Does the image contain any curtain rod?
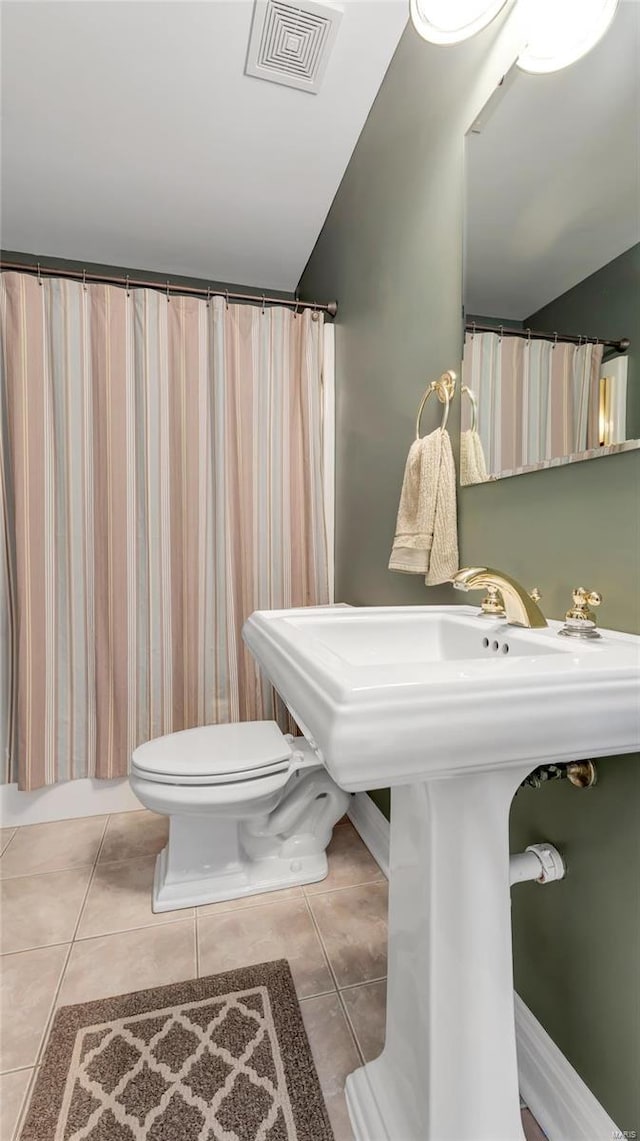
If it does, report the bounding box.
[0,261,338,318]
[465,321,629,354]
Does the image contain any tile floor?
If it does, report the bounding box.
[0,811,546,1141]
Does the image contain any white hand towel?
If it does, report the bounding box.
[460,429,478,486]
[472,429,489,482]
[388,427,459,585]
[460,428,489,485]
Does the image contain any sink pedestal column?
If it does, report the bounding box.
[346,767,531,1141]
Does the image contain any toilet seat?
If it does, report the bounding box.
[131,720,293,787]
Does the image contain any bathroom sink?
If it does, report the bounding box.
[243,604,639,790]
[244,603,639,1141]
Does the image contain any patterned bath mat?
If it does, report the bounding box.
[20,960,334,1141]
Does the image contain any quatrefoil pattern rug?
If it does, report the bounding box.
[20,961,334,1141]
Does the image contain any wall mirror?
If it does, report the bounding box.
[461,1,639,485]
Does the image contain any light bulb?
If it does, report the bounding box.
[410,0,510,45]
[517,0,619,74]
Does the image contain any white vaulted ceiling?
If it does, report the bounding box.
[0,0,408,290]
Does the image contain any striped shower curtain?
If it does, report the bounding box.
[461,331,604,477]
[0,273,330,790]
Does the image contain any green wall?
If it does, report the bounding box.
[527,242,640,440]
[299,15,640,1131]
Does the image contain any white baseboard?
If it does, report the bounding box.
[347,791,621,1141]
[0,777,142,828]
[515,995,621,1141]
[347,790,390,877]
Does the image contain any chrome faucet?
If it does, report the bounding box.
[451,567,548,629]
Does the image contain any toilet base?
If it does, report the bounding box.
[152,842,328,911]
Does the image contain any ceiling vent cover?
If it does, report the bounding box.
[246,0,343,94]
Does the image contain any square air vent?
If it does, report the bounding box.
[245,0,343,94]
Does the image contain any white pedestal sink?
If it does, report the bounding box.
[243,605,639,1141]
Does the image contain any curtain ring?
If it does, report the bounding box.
[206,286,211,309]
[498,324,503,343]
[37,262,42,287]
[82,269,87,292]
[225,289,229,311]
[471,321,476,340]
[125,275,130,298]
[166,280,171,303]
[311,301,319,323]
[261,293,266,315]
[294,295,300,319]
[526,327,531,347]
[553,331,558,350]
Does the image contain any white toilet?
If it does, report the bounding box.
[130,720,350,913]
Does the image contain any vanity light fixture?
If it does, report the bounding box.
[410,0,620,75]
[409,0,510,45]
[516,0,619,73]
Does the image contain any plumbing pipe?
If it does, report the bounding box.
[509,843,565,885]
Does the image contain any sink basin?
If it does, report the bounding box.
[282,609,565,661]
[243,604,640,1141]
[244,604,639,789]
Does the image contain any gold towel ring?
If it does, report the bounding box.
[462,384,478,433]
[415,370,457,439]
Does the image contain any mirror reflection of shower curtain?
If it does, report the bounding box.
[461,332,604,476]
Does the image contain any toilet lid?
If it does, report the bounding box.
[131,721,293,786]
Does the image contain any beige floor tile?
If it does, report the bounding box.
[77,855,194,938]
[198,884,304,918]
[98,810,168,864]
[198,899,333,999]
[0,943,68,1071]
[0,828,15,856]
[1,867,92,954]
[305,822,384,896]
[522,1107,549,1141]
[0,816,106,879]
[341,980,386,1063]
[58,920,196,1007]
[0,1068,32,1140]
[300,993,359,1141]
[309,882,388,988]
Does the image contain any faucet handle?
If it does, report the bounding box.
[479,585,506,618]
[571,587,601,611]
[559,587,602,640]
[529,587,541,603]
